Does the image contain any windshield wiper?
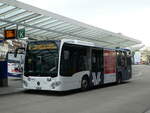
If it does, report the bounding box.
[49,66,56,72]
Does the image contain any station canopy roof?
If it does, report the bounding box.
[0,0,141,48]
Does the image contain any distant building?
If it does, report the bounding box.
[140,47,150,64]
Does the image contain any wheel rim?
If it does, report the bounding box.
[82,79,88,89]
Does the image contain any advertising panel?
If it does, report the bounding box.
[104,50,116,74]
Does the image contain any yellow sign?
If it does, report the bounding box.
[29,43,57,50]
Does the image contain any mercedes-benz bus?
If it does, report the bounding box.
[22,39,132,91]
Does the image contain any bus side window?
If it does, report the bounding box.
[60,50,70,76]
[64,50,69,60]
[92,53,96,64]
[121,52,125,66]
[78,55,86,71]
[127,52,131,66]
[60,45,88,76]
[117,52,122,66]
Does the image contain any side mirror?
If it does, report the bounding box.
[64,50,69,60]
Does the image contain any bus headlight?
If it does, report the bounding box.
[55,81,61,86]
[51,81,61,89]
[47,78,51,82]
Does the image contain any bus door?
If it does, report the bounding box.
[91,49,103,86]
[120,51,130,80]
[125,51,132,79]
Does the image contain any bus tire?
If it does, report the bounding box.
[81,76,90,91]
[116,72,122,84]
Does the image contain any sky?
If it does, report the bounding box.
[18,0,150,46]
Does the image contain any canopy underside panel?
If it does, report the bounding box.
[0,0,141,48]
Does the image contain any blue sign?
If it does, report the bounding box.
[0,61,8,79]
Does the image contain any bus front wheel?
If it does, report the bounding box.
[81,76,89,91]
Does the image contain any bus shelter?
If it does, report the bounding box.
[0,0,141,48]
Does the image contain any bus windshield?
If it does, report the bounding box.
[24,41,60,77]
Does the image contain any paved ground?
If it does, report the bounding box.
[0,77,23,96]
[0,65,150,113]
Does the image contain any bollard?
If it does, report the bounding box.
[0,61,8,87]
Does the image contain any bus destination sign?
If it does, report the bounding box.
[29,43,57,50]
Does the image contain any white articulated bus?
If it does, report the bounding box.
[22,39,132,91]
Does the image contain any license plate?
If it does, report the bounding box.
[36,87,42,90]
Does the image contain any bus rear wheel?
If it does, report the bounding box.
[116,73,122,84]
[81,76,89,91]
